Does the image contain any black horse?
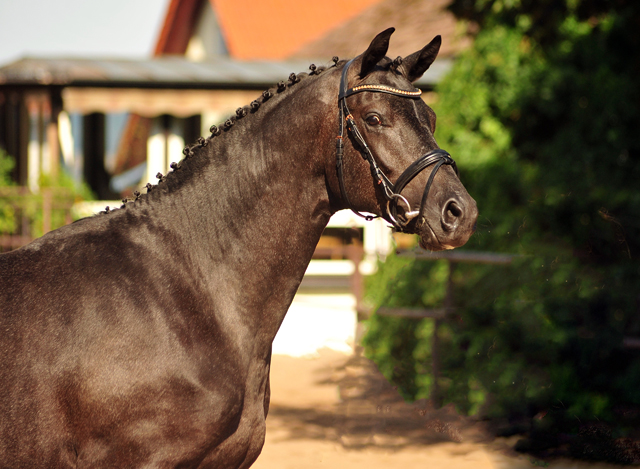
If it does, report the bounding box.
[0,29,477,468]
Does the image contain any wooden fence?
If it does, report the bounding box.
[387,249,518,407]
[376,248,640,406]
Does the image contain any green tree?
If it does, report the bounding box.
[363,2,640,453]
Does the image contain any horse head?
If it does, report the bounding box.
[329,27,478,251]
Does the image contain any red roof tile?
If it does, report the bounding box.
[212,0,384,60]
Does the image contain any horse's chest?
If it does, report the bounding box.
[71,355,271,468]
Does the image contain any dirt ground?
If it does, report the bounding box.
[252,349,627,469]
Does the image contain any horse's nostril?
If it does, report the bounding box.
[446,201,462,218]
[442,199,463,231]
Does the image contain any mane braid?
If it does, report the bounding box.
[114,57,338,213]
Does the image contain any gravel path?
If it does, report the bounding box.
[252,350,624,469]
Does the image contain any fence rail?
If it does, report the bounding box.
[376,306,447,319]
[397,248,518,264]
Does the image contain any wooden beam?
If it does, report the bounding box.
[397,248,517,265]
[154,0,203,56]
[376,307,446,319]
[623,337,640,349]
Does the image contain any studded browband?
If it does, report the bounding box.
[340,83,423,99]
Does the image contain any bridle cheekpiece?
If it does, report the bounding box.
[335,58,459,232]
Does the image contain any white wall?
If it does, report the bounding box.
[272,215,392,357]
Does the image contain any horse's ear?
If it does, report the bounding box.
[402,35,441,82]
[359,27,395,78]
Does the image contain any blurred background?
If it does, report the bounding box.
[1,0,639,466]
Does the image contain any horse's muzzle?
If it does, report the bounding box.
[416,192,478,251]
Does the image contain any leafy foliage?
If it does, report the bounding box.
[363,1,640,444]
[0,151,94,241]
[0,149,16,232]
[0,149,15,187]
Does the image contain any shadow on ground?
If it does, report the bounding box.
[266,353,487,450]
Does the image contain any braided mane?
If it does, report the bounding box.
[103,58,347,215]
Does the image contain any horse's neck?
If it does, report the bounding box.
[137,78,336,345]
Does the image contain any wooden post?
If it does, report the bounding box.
[431,260,456,408]
[431,315,441,407]
[348,244,364,313]
[42,189,52,234]
[48,88,64,181]
[46,118,59,180]
[25,94,42,193]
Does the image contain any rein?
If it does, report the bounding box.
[335,59,459,232]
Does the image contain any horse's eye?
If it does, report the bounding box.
[365,115,382,126]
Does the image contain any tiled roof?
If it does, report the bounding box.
[290,0,470,60]
[211,0,383,60]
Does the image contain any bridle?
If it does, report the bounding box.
[335,58,459,232]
